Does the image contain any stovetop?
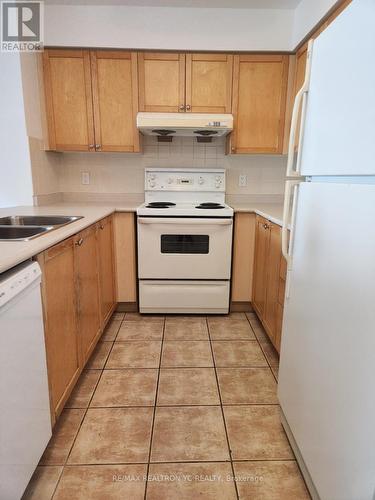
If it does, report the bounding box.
[137,201,234,218]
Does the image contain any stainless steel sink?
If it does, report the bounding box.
[0,215,83,226]
[0,226,54,241]
[0,215,83,241]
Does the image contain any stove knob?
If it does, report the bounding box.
[150,181,156,188]
[198,177,204,185]
[149,174,156,181]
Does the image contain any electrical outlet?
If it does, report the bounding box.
[81,171,90,185]
[239,174,247,187]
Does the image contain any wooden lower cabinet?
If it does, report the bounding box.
[252,215,287,352]
[231,213,256,305]
[38,216,117,424]
[74,225,101,365]
[252,216,271,318]
[97,215,116,324]
[38,238,80,424]
[113,212,137,303]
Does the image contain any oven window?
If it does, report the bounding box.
[161,234,209,254]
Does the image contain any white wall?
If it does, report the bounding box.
[292,0,338,47]
[0,53,34,208]
[45,5,294,51]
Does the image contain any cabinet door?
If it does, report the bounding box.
[185,53,233,113]
[252,216,270,317]
[138,52,185,112]
[43,49,95,151]
[231,55,289,153]
[91,51,140,152]
[39,238,79,421]
[75,226,101,364]
[97,216,116,325]
[113,212,137,303]
[231,212,256,303]
[263,224,282,345]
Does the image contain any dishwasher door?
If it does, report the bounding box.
[0,262,51,500]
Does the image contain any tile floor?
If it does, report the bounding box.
[23,312,310,500]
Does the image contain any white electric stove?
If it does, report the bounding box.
[137,168,233,314]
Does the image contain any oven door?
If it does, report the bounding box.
[137,217,233,279]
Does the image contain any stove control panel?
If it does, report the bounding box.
[145,169,226,192]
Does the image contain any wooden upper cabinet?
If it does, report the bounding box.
[97,216,116,325]
[231,54,289,154]
[185,53,233,113]
[138,52,185,112]
[90,51,139,152]
[74,225,101,365]
[43,49,94,151]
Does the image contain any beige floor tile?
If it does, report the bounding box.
[124,312,164,322]
[164,320,209,340]
[86,342,112,369]
[117,321,164,341]
[260,342,280,368]
[165,315,206,323]
[106,341,162,369]
[39,409,85,465]
[112,312,125,321]
[217,368,278,405]
[208,312,247,323]
[53,464,147,500]
[157,368,219,405]
[151,406,229,462]
[68,408,153,464]
[22,466,63,500]
[212,341,267,367]
[101,320,121,342]
[91,369,158,407]
[224,406,294,460]
[161,341,213,367]
[233,461,310,500]
[146,462,237,500]
[208,320,256,340]
[65,370,101,409]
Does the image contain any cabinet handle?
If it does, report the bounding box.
[99,224,104,230]
[263,223,270,230]
[95,144,101,150]
[185,104,191,111]
[89,144,95,150]
[179,104,185,111]
[75,238,84,246]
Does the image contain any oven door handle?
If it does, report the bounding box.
[138,218,233,225]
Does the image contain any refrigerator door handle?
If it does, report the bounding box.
[286,40,313,177]
[282,180,301,298]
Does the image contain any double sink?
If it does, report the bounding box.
[0,215,83,241]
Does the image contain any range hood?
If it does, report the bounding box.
[137,112,233,142]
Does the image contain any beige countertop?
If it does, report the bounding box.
[0,200,285,274]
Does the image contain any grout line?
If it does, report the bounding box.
[143,316,165,500]
[50,314,125,499]
[206,317,240,500]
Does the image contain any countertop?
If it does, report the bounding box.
[0,200,285,274]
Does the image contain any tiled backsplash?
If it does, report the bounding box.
[30,136,287,204]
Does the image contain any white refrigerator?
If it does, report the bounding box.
[277,1,375,500]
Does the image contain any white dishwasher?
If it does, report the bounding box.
[0,261,51,500]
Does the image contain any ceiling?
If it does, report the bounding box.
[44,0,303,9]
